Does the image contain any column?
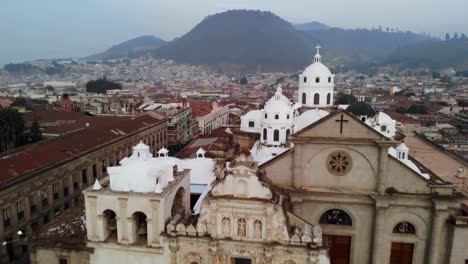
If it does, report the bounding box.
[150,200,160,247]
[0,206,7,263]
[46,185,54,221]
[371,199,388,264]
[117,198,128,244]
[428,203,448,264]
[169,240,179,264]
[86,197,98,241]
[376,141,393,194]
[23,197,32,235]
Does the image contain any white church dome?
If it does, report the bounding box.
[264,86,293,113]
[302,62,332,77]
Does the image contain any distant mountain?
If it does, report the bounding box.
[294,21,330,32]
[299,27,432,67]
[383,38,468,69]
[155,10,317,72]
[89,35,167,60]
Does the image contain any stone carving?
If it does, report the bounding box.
[238,218,247,237]
[222,217,231,235]
[254,220,262,238]
[312,225,323,244]
[326,151,352,176]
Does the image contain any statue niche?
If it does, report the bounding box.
[238,218,247,237]
[222,217,231,235]
[254,220,262,239]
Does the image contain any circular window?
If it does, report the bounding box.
[326,151,352,176]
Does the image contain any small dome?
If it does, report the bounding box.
[346,102,377,117]
[302,62,332,77]
[264,86,293,113]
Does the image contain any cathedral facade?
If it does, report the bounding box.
[239,47,468,264]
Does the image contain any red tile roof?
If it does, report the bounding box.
[0,114,165,185]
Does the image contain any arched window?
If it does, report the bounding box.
[326,93,331,104]
[132,211,148,244]
[303,77,307,83]
[361,117,366,122]
[328,77,332,83]
[316,77,320,83]
[319,209,352,225]
[275,114,279,120]
[263,128,267,141]
[287,114,290,119]
[264,113,268,119]
[273,129,280,141]
[172,187,186,217]
[393,222,416,234]
[314,93,320,105]
[286,129,290,139]
[248,121,255,127]
[103,209,117,242]
[302,93,307,104]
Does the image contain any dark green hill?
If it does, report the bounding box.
[383,38,468,69]
[300,27,432,65]
[89,35,167,60]
[155,10,317,72]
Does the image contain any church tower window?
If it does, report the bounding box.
[326,93,331,105]
[315,77,320,83]
[248,121,255,127]
[314,93,320,105]
[273,129,279,141]
[265,114,268,119]
[393,222,416,234]
[286,129,290,139]
[302,93,307,104]
[287,114,290,119]
[328,77,332,83]
[263,128,267,141]
[319,209,352,225]
[304,77,307,83]
[275,114,279,120]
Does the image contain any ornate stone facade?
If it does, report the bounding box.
[166,153,329,264]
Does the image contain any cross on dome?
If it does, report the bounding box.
[276,85,283,94]
[314,45,322,63]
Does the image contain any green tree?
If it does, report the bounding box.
[28,121,42,143]
[335,93,357,105]
[239,76,248,85]
[445,33,450,41]
[45,85,55,92]
[453,32,459,40]
[0,107,25,151]
[86,77,122,94]
[458,100,468,111]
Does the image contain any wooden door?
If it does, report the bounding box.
[390,242,414,264]
[325,235,351,264]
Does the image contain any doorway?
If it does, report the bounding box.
[325,235,351,264]
[390,242,414,264]
[231,257,252,264]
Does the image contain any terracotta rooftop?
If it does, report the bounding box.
[0,114,165,186]
[36,206,86,243]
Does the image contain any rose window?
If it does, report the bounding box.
[326,151,352,176]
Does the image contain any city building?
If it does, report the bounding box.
[0,113,167,263]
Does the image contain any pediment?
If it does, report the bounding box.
[293,110,387,141]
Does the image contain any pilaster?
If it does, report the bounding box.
[428,201,448,264]
[371,197,389,264]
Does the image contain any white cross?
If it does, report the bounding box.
[315,45,321,54]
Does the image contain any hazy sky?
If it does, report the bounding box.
[1,0,467,66]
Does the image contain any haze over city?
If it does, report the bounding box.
[1,0,468,65]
